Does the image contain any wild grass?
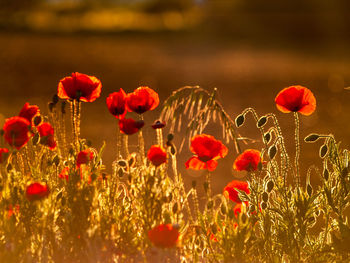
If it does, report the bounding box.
[0,79,349,263]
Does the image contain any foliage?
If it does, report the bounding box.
[0,78,350,263]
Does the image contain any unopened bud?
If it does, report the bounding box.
[235,114,245,127]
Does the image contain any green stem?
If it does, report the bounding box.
[294,112,300,187]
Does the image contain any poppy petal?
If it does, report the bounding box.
[185,156,207,170]
[275,86,316,116]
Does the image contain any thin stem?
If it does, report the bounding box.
[138,115,145,164]
[294,112,300,187]
[70,101,76,149]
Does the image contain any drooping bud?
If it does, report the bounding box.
[319,144,328,159]
[235,114,245,127]
[304,133,320,143]
[268,145,277,160]
[257,116,267,128]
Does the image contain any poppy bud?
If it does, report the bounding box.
[264,132,271,144]
[118,168,124,178]
[33,115,42,126]
[235,114,245,127]
[220,203,227,215]
[319,144,328,158]
[170,144,177,156]
[128,154,136,168]
[117,159,127,167]
[262,192,269,202]
[268,145,277,160]
[261,201,267,210]
[266,180,274,193]
[304,133,320,143]
[257,116,267,128]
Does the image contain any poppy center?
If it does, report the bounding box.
[198,156,212,162]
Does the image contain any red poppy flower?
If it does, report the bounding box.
[151,120,166,129]
[148,224,179,248]
[77,149,94,167]
[224,180,250,204]
[185,134,228,172]
[37,122,56,150]
[26,182,50,201]
[3,117,31,150]
[106,89,127,119]
[0,148,9,163]
[147,145,167,166]
[18,102,40,124]
[233,149,261,172]
[126,86,159,114]
[58,72,102,102]
[275,85,316,116]
[59,167,69,181]
[119,118,144,135]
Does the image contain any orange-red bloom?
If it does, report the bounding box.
[77,149,94,167]
[3,117,31,150]
[0,148,9,163]
[148,224,179,248]
[26,183,50,201]
[275,85,316,116]
[18,102,40,124]
[119,118,144,135]
[37,122,56,150]
[126,86,159,114]
[106,89,127,119]
[233,149,261,172]
[58,72,102,102]
[224,180,250,204]
[147,145,167,166]
[185,134,228,172]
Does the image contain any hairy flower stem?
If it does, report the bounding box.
[156,129,163,146]
[138,115,145,164]
[294,112,300,187]
[70,100,81,151]
[206,172,212,198]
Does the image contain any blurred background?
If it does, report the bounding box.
[1,0,350,193]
